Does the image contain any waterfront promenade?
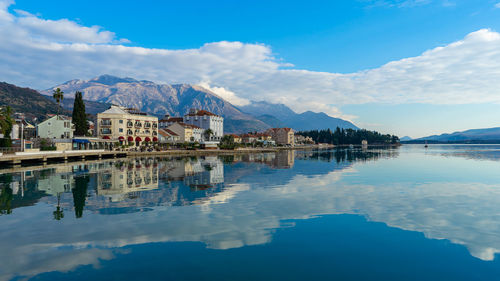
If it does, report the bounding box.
[0,144,335,167]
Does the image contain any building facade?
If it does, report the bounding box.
[36,115,74,139]
[165,122,204,142]
[158,128,181,143]
[97,106,158,146]
[183,109,223,141]
[266,128,295,146]
[158,115,184,129]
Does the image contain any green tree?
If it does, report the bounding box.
[52,88,64,115]
[219,135,235,149]
[0,186,13,215]
[0,106,14,147]
[72,175,89,218]
[72,91,88,136]
[204,129,214,141]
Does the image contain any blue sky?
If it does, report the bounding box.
[2,0,500,137]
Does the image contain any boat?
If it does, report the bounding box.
[424,141,428,148]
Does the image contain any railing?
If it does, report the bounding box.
[127,122,133,127]
[135,122,142,128]
[144,123,151,128]
[152,131,158,136]
[0,147,22,154]
[101,129,112,135]
[152,123,157,128]
[100,120,112,126]
[127,130,133,135]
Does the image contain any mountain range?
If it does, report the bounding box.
[405,127,500,143]
[41,75,358,133]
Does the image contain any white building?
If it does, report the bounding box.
[183,109,223,141]
[36,115,74,139]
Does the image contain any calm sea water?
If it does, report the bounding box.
[2,145,500,280]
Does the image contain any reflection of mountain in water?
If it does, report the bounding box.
[0,148,442,281]
[2,149,394,215]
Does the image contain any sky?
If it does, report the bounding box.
[1,0,500,138]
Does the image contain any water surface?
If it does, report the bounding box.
[2,145,500,280]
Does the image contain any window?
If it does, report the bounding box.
[119,128,123,133]
[119,120,124,124]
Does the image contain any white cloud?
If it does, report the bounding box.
[495,2,500,8]
[1,0,500,119]
[197,82,250,106]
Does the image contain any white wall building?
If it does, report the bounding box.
[183,109,224,141]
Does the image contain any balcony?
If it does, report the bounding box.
[153,131,158,136]
[101,129,112,135]
[145,130,151,135]
[144,122,151,128]
[127,130,133,135]
[135,122,142,128]
[127,121,133,127]
[100,120,112,126]
[152,123,157,128]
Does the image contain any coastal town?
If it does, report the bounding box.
[0,89,317,164]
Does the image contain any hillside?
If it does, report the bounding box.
[409,127,500,143]
[0,82,66,121]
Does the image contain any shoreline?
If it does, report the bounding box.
[0,143,402,169]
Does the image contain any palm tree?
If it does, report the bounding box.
[52,88,64,115]
[204,129,213,141]
[53,192,64,220]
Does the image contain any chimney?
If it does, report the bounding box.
[189,108,198,115]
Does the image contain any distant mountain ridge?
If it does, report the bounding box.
[409,127,500,143]
[42,75,358,133]
[239,101,358,131]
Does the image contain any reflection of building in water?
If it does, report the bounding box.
[96,159,159,202]
[184,156,224,189]
[273,150,295,169]
[237,151,295,169]
[37,166,75,196]
[159,156,224,189]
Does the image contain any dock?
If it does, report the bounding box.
[0,150,127,166]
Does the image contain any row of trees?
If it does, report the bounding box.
[298,127,399,145]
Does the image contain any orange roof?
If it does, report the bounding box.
[186,110,219,117]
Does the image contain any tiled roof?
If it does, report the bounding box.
[159,129,179,137]
[186,110,219,117]
[178,122,201,129]
[101,106,128,115]
[160,117,183,122]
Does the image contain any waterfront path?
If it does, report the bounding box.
[0,144,335,167]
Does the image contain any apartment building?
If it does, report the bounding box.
[266,128,295,146]
[96,106,158,146]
